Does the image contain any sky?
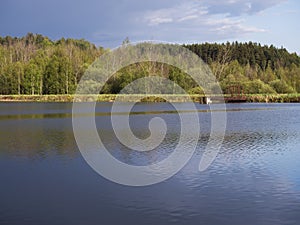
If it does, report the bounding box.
[0,0,299,54]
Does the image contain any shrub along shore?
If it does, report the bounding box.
[1,34,300,97]
[0,94,299,103]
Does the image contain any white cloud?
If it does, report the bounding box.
[90,0,288,47]
[200,0,287,16]
[178,14,199,22]
[147,17,173,26]
[205,18,266,34]
[144,2,208,26]
[142,0,269,42]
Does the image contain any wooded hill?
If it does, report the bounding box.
[0,33,299,95]
[0,33,103,95]
[184,42,300,94]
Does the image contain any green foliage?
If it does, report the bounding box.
[244,80,276,94]
[269,79,295,94]
[184,42,300,70]
[0,33,103,95]
[188,87,204,95]
[0,34,299,95]
[184,42,300,94]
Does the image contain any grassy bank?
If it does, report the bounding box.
[245,94,300,103]
[0,94,299,103]
[0,94,203,102]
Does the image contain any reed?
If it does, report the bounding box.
[0,94,299,103]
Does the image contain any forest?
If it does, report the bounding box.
[0,33,299,95]
[0,33,103,95]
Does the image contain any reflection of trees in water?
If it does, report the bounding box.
[0,120,78,158]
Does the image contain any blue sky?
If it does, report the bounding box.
[0,0,299,53]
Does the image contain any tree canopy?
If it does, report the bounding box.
[0,33,103,95]
[184,42,300,94]
[0,34,299,95]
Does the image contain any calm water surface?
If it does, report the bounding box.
[0,102,300,225]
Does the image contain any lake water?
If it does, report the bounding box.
[0,102,300,225]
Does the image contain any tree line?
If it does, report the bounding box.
[0,33,299,95]
[184,42,300,94]
[0,33,103,95]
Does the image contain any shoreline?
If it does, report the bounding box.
[0,94,299,103]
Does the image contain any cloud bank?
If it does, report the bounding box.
[0,0,288,47]
[137,0,284,43]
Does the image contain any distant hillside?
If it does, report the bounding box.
[184,42,299,70]
[0,33,103,95]
[0,33,299,95]
[184,42,300,94]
